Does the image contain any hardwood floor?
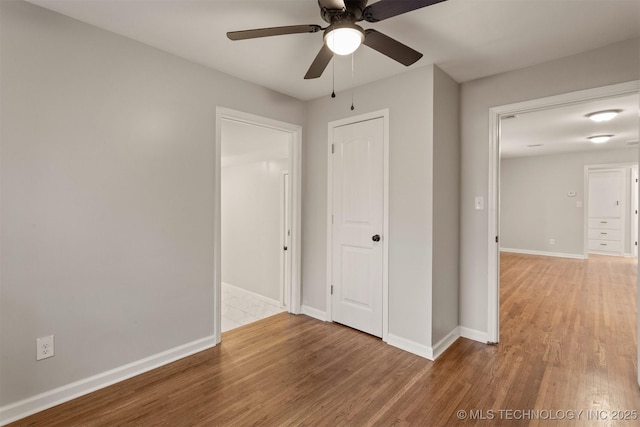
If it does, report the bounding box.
[9,254,639,426]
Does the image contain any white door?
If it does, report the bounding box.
[331,117,384,337]
[588,170,623,218]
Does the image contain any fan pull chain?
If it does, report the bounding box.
[350,53,355,111]
[331,56,336,98]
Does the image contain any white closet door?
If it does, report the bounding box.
[588,170,622,218]
[331,117,384,337]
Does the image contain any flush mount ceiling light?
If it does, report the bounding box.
[324,23,365,55]
[588,135,613,144]
[586,109,622,122]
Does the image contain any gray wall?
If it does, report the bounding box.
[431,66,460,344]
[0,0,304,406]
[222,157,288,301]
[460,38,640,334]
[501,148,638,256]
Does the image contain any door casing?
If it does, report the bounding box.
[281,170,291,308]
[632,166,639,258]
[326,109,390,341]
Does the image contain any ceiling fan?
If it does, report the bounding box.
[227,0,446,80]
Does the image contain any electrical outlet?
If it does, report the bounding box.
[36,335,54,361]
[549,239,555,245]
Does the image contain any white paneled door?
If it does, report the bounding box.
[331,117,384,337]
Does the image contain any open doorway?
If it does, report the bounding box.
[487,80,640,343]
[215,108,302,342]
[220,119,290,332]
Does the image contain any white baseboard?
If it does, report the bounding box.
[0,335,216,426]
[500,247,586,260]
[459,326,489,343]
[431,327,461,360]
[222,282,282,308]
[386,333,434,360]
[300,305,328,322]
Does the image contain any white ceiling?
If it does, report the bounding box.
[26,0,640,101]
[501,93,639,158]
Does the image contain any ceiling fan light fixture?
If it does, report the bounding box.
[586,109,622,122]
[588,135,613,144]
[324,23,364,55]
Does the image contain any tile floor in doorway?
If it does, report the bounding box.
[221,283,286,333]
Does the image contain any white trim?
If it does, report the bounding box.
[500,247,586,260]
[222,282,283,309]
[0,336,216,426]
[487,104,500,344]
[387,328,470,361]
[215,108,303,343]
[301,305,328,322]
[386,333,433,360]
[459,326,489,344]
[431,328,460,360]
[326,109,390,341]
[631,165,638,258]
[487,80,640,345]
[280,170,291,308]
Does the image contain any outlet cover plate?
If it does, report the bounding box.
[36,335,54,360]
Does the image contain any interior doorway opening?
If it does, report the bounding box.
[488,80,640,344]
[215,108,302,342]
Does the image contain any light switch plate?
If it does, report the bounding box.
[474,196,484,210]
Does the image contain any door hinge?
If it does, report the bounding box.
[495,236,499,243]
[332,214,334,225]
[331,285,334,295]
[331,144,334,154]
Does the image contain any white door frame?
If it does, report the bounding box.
[326,109,389,341]
[632,166,639,258]
[215,107,302,343]
[487,80,640,344]
[280,170,291,308]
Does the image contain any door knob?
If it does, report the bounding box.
[372,234,381,242]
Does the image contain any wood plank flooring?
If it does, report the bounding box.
[9,253,639,426]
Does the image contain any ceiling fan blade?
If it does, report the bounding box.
[227,25,322,41]
[304,44,334,79]
[318,0,346,10]
[363,29,423,66]
[363,0,446,22]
